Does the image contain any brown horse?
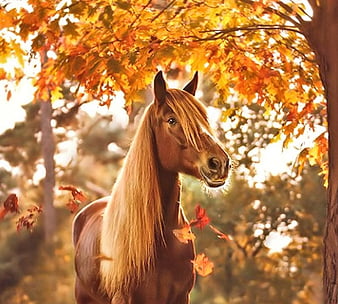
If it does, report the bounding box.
[73,71,231,304]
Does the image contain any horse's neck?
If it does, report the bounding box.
[158,170,185,229]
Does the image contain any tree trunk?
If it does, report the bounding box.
[304,1,338,302]
[40,100,56,243]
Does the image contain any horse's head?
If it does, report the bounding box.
[152,71,231,188]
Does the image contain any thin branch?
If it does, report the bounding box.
[151,0,176,22]
[129,0,153,28]
[232,239,249,258]
[279,40,316,63]
[239,0,301,27]
[191,24,304,42]
[276,1,305,25]
[290,0,313,20]
[251,240,264,257]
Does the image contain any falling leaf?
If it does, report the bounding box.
[16,205,43,232]
[0,194,19,220]
[173,225,196,244]
[192,253,214,277]
[59,185,87,202]
[190,205,210,229]
[66,199,80,214]
[209,224,232,241]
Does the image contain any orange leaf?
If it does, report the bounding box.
[173,225,196,244]
[192,253,214,277]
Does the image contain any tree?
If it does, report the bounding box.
[0,0,335,301]
[40,100,56,242]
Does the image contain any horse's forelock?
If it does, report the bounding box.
[165,89,213,150]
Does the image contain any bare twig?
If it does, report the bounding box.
[151,0,176,22]
[190,24,304,42]
[129,0,153,28]
[276,1,305,25]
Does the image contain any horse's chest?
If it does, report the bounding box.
[131,232,195,303]
[158,232,195,279]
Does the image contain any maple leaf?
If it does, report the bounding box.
[173,225,196,244]
[192,253,214,277]
[66,199,80,214]
[209,224,232,241]
[190,204,210,229]
[59,185,87,213]
[0,194,19,220]
[16,205,43,232]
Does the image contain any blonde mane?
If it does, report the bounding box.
[100,89,212,298]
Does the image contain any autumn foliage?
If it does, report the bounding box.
[0,0,333,301]
[0,0,326,182]
[0,194,43,231]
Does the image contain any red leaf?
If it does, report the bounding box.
[0,208,8,220]
[4,193,19,213]
[59,185,87,202]
[209,224,232,241]
[190,204,210,229]
[192,253,214,277]
[59,185,87,213]
[16,205,43,232]
[0,194,19,220]
[66,199,80,214]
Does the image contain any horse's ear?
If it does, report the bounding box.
[183,72,198,96]
[154,71,167,105]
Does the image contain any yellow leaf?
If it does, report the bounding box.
[284,90,299,104]
[221,108,236,121]
[192,253,214,277]
[51,87,63,103]
[173,225,196,244]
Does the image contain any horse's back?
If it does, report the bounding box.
[72,197,109,246]
[73,198,110,303]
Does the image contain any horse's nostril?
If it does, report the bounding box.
[208,157,221,171]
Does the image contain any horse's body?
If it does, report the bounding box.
[73,72,230,304]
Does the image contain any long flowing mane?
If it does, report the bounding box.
[100,88,213,298]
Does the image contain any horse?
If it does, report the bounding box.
[72,71,231,304]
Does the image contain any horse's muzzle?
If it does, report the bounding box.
[200,156,231,188]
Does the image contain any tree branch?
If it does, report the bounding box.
[276,1,305,25]
[129,0,153,28]
[151,0,176,22]
[279,40,316,63]
[239,0,302,27]
[191,24,304,41]
[290,0,313,20]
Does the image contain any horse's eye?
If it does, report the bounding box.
[167,117,177,125]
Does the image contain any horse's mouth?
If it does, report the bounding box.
[200,168,227,188]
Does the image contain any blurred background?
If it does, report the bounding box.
[0,72,325,304]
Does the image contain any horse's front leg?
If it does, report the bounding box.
[171,292,190,304]
[75,278,106,304]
